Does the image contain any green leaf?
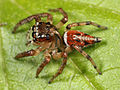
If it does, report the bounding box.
[0,0,120,89]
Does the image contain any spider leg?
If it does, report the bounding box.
[48,52,67,84]
[36,52,51,78]
[25,40,34,46]
[37,13,53,24]
[49,8,68,29]
[65,46,73,54]
[15,47,44,59]
[73,45,102,75]
[52,49,64,60]
[12,13,53,33]
[83,43,95,48]
[66,21,108,30]
[52,46,73,60]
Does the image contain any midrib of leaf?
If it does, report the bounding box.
[0,28,9,90]
[69,58,96,89]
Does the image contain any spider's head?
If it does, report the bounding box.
[32,22,58,42]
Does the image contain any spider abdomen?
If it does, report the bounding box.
[64,30,101,47]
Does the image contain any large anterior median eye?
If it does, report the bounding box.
[46,22,50,25]
[46,34,50,40]
[32,25,35,31]
[32,32,36,38]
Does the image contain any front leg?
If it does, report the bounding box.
[12,13,53,33]
[48,52,67,84]
[15,47,44,59]
[49,8,68,29]
[12,15,37,33]
[73,45,102,75]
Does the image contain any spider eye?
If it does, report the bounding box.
[32,32,36,38]
[38,34,42,38]
[46,22,50,25]
[32,26,35,31]
[46,26,50,31]
[39,22,43,24]
[39,34,46,38]
[46,34,50,40]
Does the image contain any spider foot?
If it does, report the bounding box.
[36,75,39,78]
[99,72,102,75]
[48,81,51,84]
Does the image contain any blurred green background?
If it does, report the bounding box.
[0,0,120,90]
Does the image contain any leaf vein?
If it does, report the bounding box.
[69,58,96,89]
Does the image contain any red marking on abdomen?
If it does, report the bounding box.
[66,30,95,47]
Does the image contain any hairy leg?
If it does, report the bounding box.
[15,47,44,59]
[49,8,68,29]
[52,46,73,60]
[36,53,51,78]
[73,45,102,75]
[52,49,64,60]
[12,13,53,33]
[66,21,107,30]
[48,52,67,83]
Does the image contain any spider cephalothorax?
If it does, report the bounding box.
[12,8,68,83]
[12,8,107,84]
[31,22,58,42]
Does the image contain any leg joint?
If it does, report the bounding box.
[61,17,68,24]
[86,21,91,25]
[28,49,36,55]
[94,66,97,69]
[66,25,71,29]
[86,55,91,60]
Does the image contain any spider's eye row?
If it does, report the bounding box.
[46,26,50,31]
[32,32,36,37]
[34,33,50,40]
[39,22,43,24]
[46,34,50,40]
[46,22,50,25]
[32,26,35,31]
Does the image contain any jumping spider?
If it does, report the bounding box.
[12,8,107,83]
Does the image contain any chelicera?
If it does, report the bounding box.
[12,8,107,84]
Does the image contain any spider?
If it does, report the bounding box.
[12,8,107,84]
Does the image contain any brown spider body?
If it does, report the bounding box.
[12,8,107,84]
[31,22,58,43]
